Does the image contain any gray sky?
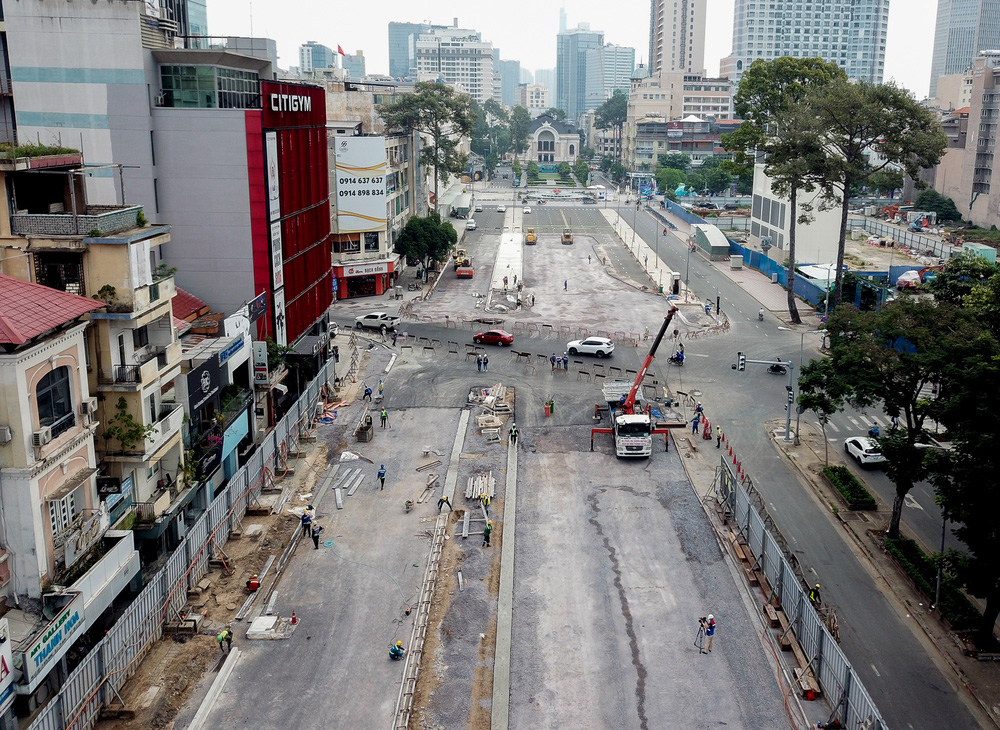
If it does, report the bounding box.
[209,0,937,98]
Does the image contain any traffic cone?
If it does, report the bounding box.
[291,611,298,625]
[732,452,737,464]
[728,444,733,457]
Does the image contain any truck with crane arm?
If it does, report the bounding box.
[592,306,679,458]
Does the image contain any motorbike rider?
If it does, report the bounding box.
[758,307,765,321]
[670,350,685,364]
[768,358,785,373]
[868,424,880,438]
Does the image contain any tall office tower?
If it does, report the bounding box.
[499,59,522,106]
[535,68,556,92]
[556,24,604,120]
[648,0,706,76]
[930,0,1000,98]
[299,41,335,73]
[521,68,534,84]
[414,26,496,104]
[585,44,636,111]
[342,50,367,80]
[387,21,451,78]
[559,7,567,33]
[161,0,208,46]
[722,0,889,85]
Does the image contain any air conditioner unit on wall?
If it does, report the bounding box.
[80,397,98,418]
[0,426,11,445]
[33,427,52,447]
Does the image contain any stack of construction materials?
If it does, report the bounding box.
[464,471,496,501]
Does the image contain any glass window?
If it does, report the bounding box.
[37,366,75,438]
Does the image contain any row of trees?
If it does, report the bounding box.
[722,58,948,324]
[655,155,751,200]
[799,253,1000,646]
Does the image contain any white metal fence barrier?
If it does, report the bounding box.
[717,458,888,730]
[27,360,334,730]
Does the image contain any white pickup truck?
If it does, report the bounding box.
[354,312,401,333]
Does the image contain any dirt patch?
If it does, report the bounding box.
[96,446,329,730]
[410,510,464,727]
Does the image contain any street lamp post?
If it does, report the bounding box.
[779,327,823,445]
[684,241,693,302]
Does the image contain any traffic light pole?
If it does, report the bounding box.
[734,353,795,442]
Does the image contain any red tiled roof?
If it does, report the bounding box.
[0,274,101,345]
[172,287,209,321]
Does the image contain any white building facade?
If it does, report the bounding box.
[414,27,496,104]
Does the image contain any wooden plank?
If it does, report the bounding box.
[346,473,365,496]
[745,567,759,587]
[764,603,780,628]
[462,511,470,539]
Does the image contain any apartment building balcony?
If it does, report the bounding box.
[11,204,144,237]
[101,403,184,464]
[99,340,182,390]
[87,273,175,319]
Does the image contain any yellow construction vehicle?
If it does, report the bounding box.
[561,229,574,244]
[524,228,536,245]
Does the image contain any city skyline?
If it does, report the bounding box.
[209,0,941,98]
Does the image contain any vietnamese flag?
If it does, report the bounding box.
[338,45,346,55]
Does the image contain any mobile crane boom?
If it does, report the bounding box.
[622,306,678,414]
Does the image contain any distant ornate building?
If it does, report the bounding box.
[529,115,580,166]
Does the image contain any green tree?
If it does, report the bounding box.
[723,57,847,325]
[809,79,948,307]
[867,169,905,199]
[378,82,474,214]
[102,397,157,452]
[699,156,723,169]
[509,106,532,157]
[704,167,732,194]
[557,161,572,179]
[599,157,613,174]
[526,161,540,181]
[485,152,499,180]
[595,91,628,163]
[928,251,1000,306]
[797,357,846,466]
[914,189,963,222]
[393,213,458,272]
[543,107,567,120]
[658,153,691,171]
[686,172,705,194]
[656,167,685,193]
[573,158,590,186]
[924,296,1000,646]
[609,162,627,186]
[512,158,522,176]
[816,299,966,539]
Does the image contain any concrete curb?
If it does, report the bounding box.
[490,439,517,730]
[187,648,241,730]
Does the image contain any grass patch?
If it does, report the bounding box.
[822,465,877,510]
[883,536,981,630]
[954,228,1000,245]
[0,143,80,159]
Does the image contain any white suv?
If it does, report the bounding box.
[844,437,886,467]
[566,337,615,358]
[466,219,477,230]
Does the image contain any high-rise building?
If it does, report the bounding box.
[342,50,367,80]
[556,24,604,120]
[517,83,550,116]
[521,68,534,84]
[161,0,208,46]
[388,21,450,79]
[721,0,889,85]
[299,41,335,73]
[929,0,1000,98]
[648,0,706,76]
[535,68,556,92]
[499,59,522,106]
[414,26,496,104]
[585,44,635,112]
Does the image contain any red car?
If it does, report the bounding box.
[473,330,514,346]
